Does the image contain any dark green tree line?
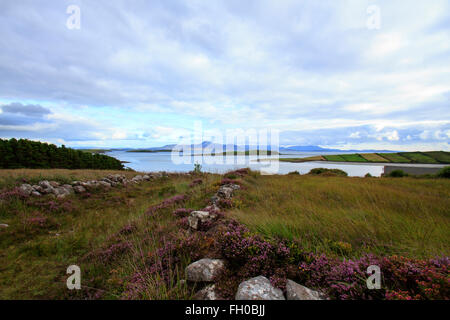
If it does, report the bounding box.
[0,138,124,170]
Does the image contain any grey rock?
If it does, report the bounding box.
[235,276,285,300]
[185,259,225,282]
[193,284,220,300]
[143,175,151,181]
[73,186,86,193]
[0,223,9,229]
[31,191,42,197]
[286,279,324,300]
[39,180,52,189]
[19,184,33,195]
[131,175,143,182]
[188,211,217,230]
[98,181,111,188]
[217,186,233,199]
[54,187,71,198]
[49,181,60,188]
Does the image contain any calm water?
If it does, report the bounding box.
[105,150,391,176]
[106,150,446,177]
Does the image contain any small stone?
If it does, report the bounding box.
[193,284,221,300]
[285,279,324,300]
[31,191,41,197]
[188,211,216,230]
[217,186,233,199]
[49,181,60,188]
[98,181,111,188]
[0,224,9,229]
[73,186,86,193]
[39,180,52,189]
[185,258,225,282]
[235,276,285,300]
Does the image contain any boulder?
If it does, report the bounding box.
[73,186,86,193]
[143,175,151,181]
[185,259,225,282]
[31,191,42,197]
[0,224,9,229]
[188,211,216,230]
[39,180,52,189]
[19,184,33,196]
[62,184,74,193]
[98,181,111,188]
[131,175,143,182]
[285,280,324,300]
[193,284,220,300]
[49,181,60,188]
[217,186,233,199]
[54,187,72,198]
[235,276,285,300]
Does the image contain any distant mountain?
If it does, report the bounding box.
[78,142,396,154]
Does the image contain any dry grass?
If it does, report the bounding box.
[360,153,390,162]
[230,174,450,259]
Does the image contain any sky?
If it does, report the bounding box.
[0,0,449,151]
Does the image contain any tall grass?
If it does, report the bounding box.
[229,174,450,259]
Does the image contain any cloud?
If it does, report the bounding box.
[1,102,51,117]
[0,1,449,149]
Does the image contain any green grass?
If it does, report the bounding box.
[339,154,368,162]
[422,151,450,164]
[377,153,412,163]
[399,152,439,164]
[230,174,450,259]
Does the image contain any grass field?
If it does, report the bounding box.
[423,151,450,164]
[375,153,412,163]
[399,152,439,164]
[230,174,450,259]
[280,151,450,165]
[360,153,390,162]
[339,154,368,162]
[323,154,346,162]
[0,169,449,299]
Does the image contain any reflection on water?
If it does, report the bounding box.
[106,151,386,177]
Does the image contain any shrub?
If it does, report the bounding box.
[308,168,348,177]
[436,166,450,178]
[189,179,203,187]
[387,170,407,177]
[365,173,372,178]
[288,171,300,175]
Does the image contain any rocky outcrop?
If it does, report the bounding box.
[17,172,168,198]
[286,279,324,300]
[235,276,285,300]
[185,258,225,282]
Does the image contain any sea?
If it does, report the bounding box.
[104,150,446,177]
